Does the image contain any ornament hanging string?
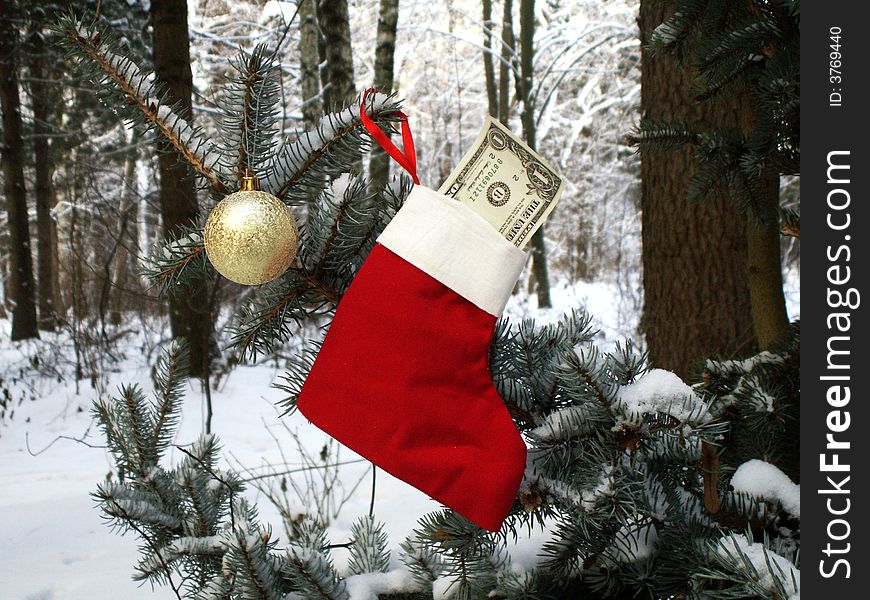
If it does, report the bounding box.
[360,88,419,185]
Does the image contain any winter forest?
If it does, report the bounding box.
[0,0,800,599]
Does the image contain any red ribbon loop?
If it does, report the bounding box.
[359,88,420,185]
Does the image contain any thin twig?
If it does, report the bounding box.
[104,497,184,600]
[175,444,237,528]
[25,430,105,456]
[369,466,377,517]
[240,459,368,482]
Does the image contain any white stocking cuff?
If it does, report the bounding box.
[377,186,528,316]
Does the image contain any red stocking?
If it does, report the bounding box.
[298,186,528,532]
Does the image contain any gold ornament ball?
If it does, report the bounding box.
[204,180,298,285]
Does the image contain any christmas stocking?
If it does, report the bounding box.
[297,183,528,531]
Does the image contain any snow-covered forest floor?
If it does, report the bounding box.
[0,272,799,600]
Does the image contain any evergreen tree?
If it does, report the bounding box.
[628,0,799,356]
[1,0,39,340]
[58,12,800,600]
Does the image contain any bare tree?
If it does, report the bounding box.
[298,0,322,127]
[482,0,498,118]
[317,0,355,110]
[0,1,39,340]
[26,19,61,330]
[497,0,516,125]
[368,0,400,189]
[110,130,141,326]
[151,0,212,377]
[518,0,551,308]
[741,100,789,350]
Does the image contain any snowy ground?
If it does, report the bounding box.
[0,331,444,599]
[0,274,799,599]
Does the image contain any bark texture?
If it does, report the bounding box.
[746,179,789,349]
[28,25,61,330]
[0,3,39,340]
[110,130,140,325]
[518,0,551,308]
[151,0,212,377]
[298,0,322,127]
[317,0,355,110]
[638,0,756,379]
[482,0,498,117]
[497,0,515,125]
[368,0,400,189]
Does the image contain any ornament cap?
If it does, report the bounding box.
[240,169,261,192]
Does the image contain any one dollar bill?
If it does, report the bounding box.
[438,116,563,249]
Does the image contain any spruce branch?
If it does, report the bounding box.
[780,207,799,238]
[696,18,780,72]
[57,16,229,194]
[625,119,698,153]
[281,521,349,599]
[558,349,615,412]
[152,340,191,455]
[230,273,335,362]
[698,532,799,599]
[102,495,185,600]
[217,44,282,184]
[692,55,755,102]
[289,267,340,305]
[347,515,391,575]
[142,228,210,295]
[645,0,712,63]
[400,538,445,588]
[263,92,405,205]
[226,526,286,600]
[301,174,383,277]
[176,444,241,531]
[275,342,321,415]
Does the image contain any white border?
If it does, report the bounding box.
[377,186,528,316]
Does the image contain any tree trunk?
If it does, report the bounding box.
[497,0,515,125]
[638,0,755,380]
[0,4,39,340]
[518,0,551,308]
[746,178,790,349]
[151,0,212,377]
[368,0,399,190]
[110,129,140,325]
[298,0,322,127]
[482,0,498,117]
[317,0,355,110]
[736,93,790,350]
[69,152,89,325]
[27,24,61,330]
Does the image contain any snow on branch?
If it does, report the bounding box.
[521,463,616,513]
[264,91,403,204]
[142,228,209,295]
[528,404,599,444]
[730,459,800,519]
[59,17,229,195]
[711,534,800,600]
[344,570,419,599]
[614,368,712,427]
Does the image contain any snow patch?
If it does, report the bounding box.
[528,404,596,442]
[432,575,459,600]
[714,534,800,599]
[731,459,800,519]
[615,368,711,425]
[610,518,658,563]
[344,570,418,600]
